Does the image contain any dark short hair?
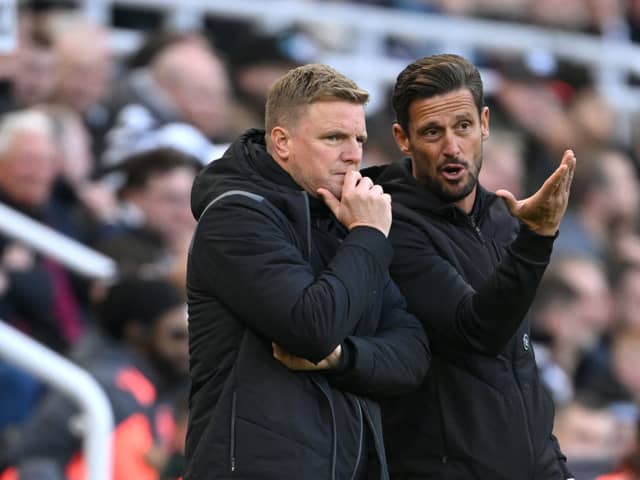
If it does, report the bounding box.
[118,147,200,195]
[392,54,484,133]
[96,276,184,340]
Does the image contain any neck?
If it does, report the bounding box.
[455,186,477,214]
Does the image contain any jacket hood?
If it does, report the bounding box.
[190,128,302,220]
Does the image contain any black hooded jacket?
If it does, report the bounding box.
[374,159,572,480]
[185,130,430,480]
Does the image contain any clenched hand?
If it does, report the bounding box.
[318,170,392,237]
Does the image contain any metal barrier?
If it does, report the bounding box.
[0,202,117,280]
[0,320,114,480]
[83,0,640,114]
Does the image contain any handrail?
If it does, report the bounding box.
[0,202,117,280]
[93,0,640,75]
[86,0,640,121]
[0,320,113,480]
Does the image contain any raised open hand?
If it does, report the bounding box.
[496,149,576,237]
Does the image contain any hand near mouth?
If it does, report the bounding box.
[495,149,576,237]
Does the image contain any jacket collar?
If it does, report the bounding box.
[378,157,496,222]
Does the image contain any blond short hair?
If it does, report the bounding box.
[264,63,368,133]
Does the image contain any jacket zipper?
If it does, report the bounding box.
[302,191,312,260]
[360,400,390,480]
[230,391,237,472]
[467,214,485,244]
[311,376,337,480]
[348,396,364,480]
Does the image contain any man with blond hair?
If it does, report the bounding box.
[185,63,430,479]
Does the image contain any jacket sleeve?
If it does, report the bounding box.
[189,195,394,363]
[328,276,430,395]
[389,218,554,355]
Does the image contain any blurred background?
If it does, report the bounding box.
[0,0,639,479]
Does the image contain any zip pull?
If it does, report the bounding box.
[468,215,485,243]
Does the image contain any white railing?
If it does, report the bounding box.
[0,202,117,280]
[0,320,114,480]
[83,0,640,111]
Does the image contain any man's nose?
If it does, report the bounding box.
[442,130,460,158]
[341,137,363,164]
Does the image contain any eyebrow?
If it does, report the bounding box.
[454,113,473,121]
[416,121,441,135]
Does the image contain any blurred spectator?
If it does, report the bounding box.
[0,109,90,351]
[101,32,232,168]
[362,85,401,167]
[527,0,591,30]
[597,417,640,480]
[565,88,617,157]
[603,330,640,405]
[488,60,573,190]
[224,27,300,137]
[473,0,529,20]
[0,362,42,447]
[478,129,525,198]
[97,147,199,291]
[158,397,188,480]
[530,255,612,404]
[553,397,619,479]
[530,272,579,405]
[11,24,55,110]
[575,267,640,413]
[41,104,118,233]
[0,276,189,480]
[612,263,640,332]
[581,328,640,415]
[629,0,640,43]
[0,108,87,442]
[45,11,113,148]
[585,0,629,39]
[554,148,640,261]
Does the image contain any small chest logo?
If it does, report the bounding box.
[523,333,530,352]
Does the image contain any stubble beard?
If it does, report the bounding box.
[423,154,483,204]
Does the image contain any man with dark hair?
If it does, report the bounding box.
[376,54,576,479]
[185,63,430,479]
[97,147,200,283]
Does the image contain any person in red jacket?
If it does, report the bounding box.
[597,417,640,480]
[0,276,189,480]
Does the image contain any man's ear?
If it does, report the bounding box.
[392,123,411,156]
[481,106,490,141]
[269,126,291,161]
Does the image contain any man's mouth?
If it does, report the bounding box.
[440,163,466,181]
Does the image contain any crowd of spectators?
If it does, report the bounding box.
[0,0,638,479]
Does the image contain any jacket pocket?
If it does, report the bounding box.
[230,390,237,473]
